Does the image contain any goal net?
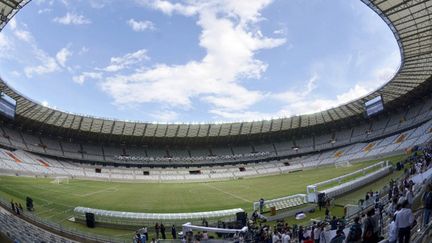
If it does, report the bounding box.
[51,176,70,184]
[335,161,352,168]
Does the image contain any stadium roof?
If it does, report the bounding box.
[0,0,431,143]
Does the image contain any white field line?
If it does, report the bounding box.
[74,186,119,197]
[202,183,252,203]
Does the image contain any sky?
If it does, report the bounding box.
[0,0,400,123]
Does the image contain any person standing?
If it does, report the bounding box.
[171,225,177,239]
[143,226,148,241]
[154,223,160,239]
[346,217,362,243]
[395,200,414,243]
[313,224,321,243]
[388,215,397,243]
[272,229,281,243]
[259,198,265,213]
[330,229,345,243]
[160,223,166,239]
[406,187,414,207]
[298,226,305,243]
[422,183,432,226]
[362,209,377,243]
[282,230,290,243]
[10,200,15,213]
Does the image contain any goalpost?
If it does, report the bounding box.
[51,176,70,184]
[335,160,352,168]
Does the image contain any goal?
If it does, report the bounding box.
[51,176,70,184]
[335,161,352,168]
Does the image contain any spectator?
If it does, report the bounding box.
[395,200,414,243]
[330,216,338,230]
[133,232,141,243]
[202,231,208,240]
[171,225,177,239]
[346,217,362,243]
[10,200,15,213]
[282,230,290,243]
[160,223,166,239]
[362,209,377,243]
[272,229,281,243]
[202,218,208,227]
[313,224,321,243]
[143,226,148,241]
[154,223,160,239]
[298,226,305,243]
[259,198,265,213]
[371,208,380,238]
[422,183,432,226]
[15,203,20,215]
[140,232,147,243]
[406,187,414,207]
[387,197,398,216]
[388,215,397,243]
[330,229,345,243]
[319,225,327,243]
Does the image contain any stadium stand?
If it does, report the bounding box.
[0,115,429,181]
[0,208,77,243]
[0,99,429,181]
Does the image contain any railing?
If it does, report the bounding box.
[0,197,127,243]
[320,165,392,198]
[413,220,432,243]
[74,206,243,226]
[311,161,387,188]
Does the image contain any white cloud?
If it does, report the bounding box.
[56,47,72,68]
[7,20,62,77]
[73,72,103,85]
[137,0,198,16]
[38,8,52,14]
[78,46,89,55]
[89,0,112,9]
[209,109,273,122]
[273,29,286,35]
[0,33,13,58]
[127,19,156,32]
[13,29,34,43]
[273,74,318,103]
[10,71,21,77]
[266,56,399,118]
[24,44,74,77]
[150,110,179,122]
[53,12,91,25]
[8,18,17,30]
[24,48,60,77]
[35,0,54,5]
[99,49,149,72]
[202,85,265,111]
[97,0,285,113]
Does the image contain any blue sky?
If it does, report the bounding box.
[0,0,400,123]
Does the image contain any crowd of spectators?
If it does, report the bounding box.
[131,143,432,243]
[9,200,23,215]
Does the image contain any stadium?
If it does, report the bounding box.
[0,0,432,242]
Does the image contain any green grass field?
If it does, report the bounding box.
[0,154,407,240]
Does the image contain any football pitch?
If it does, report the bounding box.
[0,154,406,239]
